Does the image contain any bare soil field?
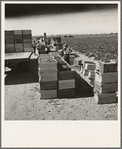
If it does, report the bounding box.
[5,56,118,120]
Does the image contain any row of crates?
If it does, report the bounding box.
[38,53,75,99]
[73,56,118,104]
[5,30,32,53]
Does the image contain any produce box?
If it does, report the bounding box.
[24,47,32,52]
[83,69,89,76]
[40,81,57,90]
[39,71,57,81]
[5,31,14,35]
[24,44,32,48]
[58,71,75,80]
[58,79,75,89]
[14,30,22,35]
[40,90,57,99]
[94,81,117,94]
[99,61,117,73]
[58,88,75,98]
[84,63,95,70]
[95,70,118,84]
[94,91,117,104]
[5,47,15,53]
[88,70,95,79]
[23,30,31,34]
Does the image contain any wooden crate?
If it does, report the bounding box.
[24,44,32,48]
[40,81,57,90]
[23,34,32,39]
[5,30,14,35]
[94,81,117,94]
[40,90,57,99]
[23,39,32,44]
[5,47,15,53]
[14,30,22,35]
[94,91,117,104]
[24,47,32,52]
[58,88,75,98]
[84,63,95,70]
[83,69,89,76]
[95,71,118,84]
[58,79,75,89]
[39,71,57,81]
[58,71,75,80]
[88,70,95,79]
[5,35,14,44]
[99,61,117,73]
[23,30,31,34]
[15,48,24,52]
[14,38,23,44]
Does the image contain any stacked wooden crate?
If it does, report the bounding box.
[51,53,75,98]
[5,31,15,53]
[74,57,82,66]
[69,53,75,65]
[5,30,32,53]
[94,61,118,104]
[38,54,58,99]
[23,30,32,52]
[14,30,23,52]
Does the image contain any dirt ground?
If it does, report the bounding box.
[5,55,118,120]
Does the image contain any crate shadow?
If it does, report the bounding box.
[5,60,38,85]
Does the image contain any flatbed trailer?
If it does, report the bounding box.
[5,52,33,63]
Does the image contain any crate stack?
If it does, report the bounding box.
[38,54,58,99]
[23,30,32,52]
[14,30,23,52]
[5,30,32,53]
[50,52,75,98]
[69,53,75,65]
[94,61,118,104]
[5,31,14,53]
[81,61,95,76]
[74,57,82,66]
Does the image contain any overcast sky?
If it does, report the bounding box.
[5,4,118,36]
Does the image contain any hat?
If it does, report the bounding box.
[64,43,68,47]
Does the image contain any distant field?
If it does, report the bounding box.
[62,34,118,61]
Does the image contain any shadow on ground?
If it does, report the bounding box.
[5,60,38,85]
[75,71,94,98]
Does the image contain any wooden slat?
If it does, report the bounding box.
[40,90,57,99]
[94,91,117,104]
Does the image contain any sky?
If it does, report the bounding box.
[5,4,118,36]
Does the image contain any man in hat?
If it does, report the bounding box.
[63,43,72,64]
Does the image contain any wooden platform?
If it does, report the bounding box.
[5,52,32,62]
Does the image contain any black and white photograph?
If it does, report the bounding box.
[2,1,120,148]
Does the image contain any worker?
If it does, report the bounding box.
[36,40,46,54]
[63,43,72,64]
[32,39,36,54]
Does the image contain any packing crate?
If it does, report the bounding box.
[94,81,117,94]
[99,61,117,73]
[40,81,57,90]
[84,63,95,70]
[58,71,75,80]
[58,79,75,89]
[23,30,31,34]
[39,71,57,81]
[94,91,117,104]
[58,88,75,98]
[24,47,32,52]
[40,90,57,99]
[14,30,22,35]
[88,70,95,79]
[95,70,118,84]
